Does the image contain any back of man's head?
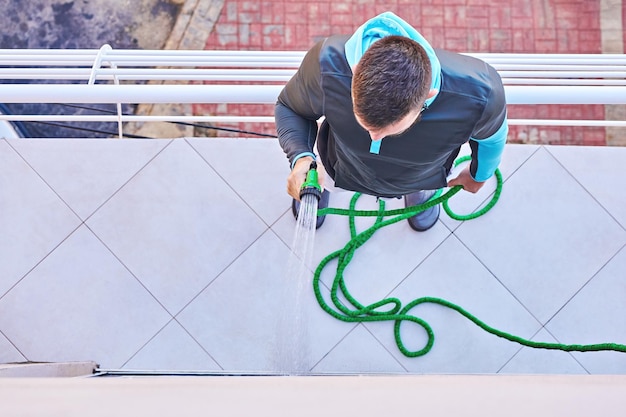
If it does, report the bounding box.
[352,36,432,130]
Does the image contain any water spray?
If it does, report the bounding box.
[276,160,322,374]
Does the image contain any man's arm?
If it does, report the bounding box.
[275,39,326,168]
[449,63,507,193]
[275,40,327,199]
[468,63,508,183]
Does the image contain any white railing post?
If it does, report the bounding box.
[88,44,112,85]
[88,44,123,138]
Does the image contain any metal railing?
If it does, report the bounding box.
[1,45,626,138]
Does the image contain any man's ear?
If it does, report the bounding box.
[427,89,438,99]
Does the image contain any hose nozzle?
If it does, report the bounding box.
[300,161,322,201]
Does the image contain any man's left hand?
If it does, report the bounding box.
[447,166,485,193]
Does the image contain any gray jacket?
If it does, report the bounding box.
[276,35,507,197]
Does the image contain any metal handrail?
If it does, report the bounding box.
[3,69,626,83]
[2,47,626,83]
[0,46,625,134]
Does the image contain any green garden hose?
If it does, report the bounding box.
[314,156,626,357]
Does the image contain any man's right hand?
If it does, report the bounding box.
[287,156,324,200]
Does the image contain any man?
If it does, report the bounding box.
[276,12,508,231]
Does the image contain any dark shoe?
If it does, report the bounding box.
[292,189,330,229]
[404,190,440,232]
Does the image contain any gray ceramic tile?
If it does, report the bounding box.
[0,332,26,363]
[0,140,81,295]
[186,138,291,226]
[312,324,407,374]
[122,320,221,371]
[495,144,541,179]
[546,145,626,229]
[366,235,541,374]
[86,139,268,314]
[453,147,626,324]
[440,144,540,230]
[8,139,169,220]
[0,225,171,368]
[499,329,588,374]
[3,139,625,374]
[546,246,626,374]
[272,190,452,308]
[177,230,351,373]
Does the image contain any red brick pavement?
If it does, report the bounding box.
[195,0,617,145]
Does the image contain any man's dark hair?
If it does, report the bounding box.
[352,35,432,130]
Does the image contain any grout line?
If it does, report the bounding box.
[183,138,274,228]
[0,222,84,302]
[172,317,225,371]
[307,323,361,373]
[543,146,626,233]
[541,327,593,375]
[495,327,590,375]
[118,317,224,372]
[0,329,29,363]
[170,227,269,317]
[361,324,411,373]
[538,241,626,375]
[543,241,626,329]
[447,229,546,333]
[82,139,175,223]
[118,318,177,370]
[3,139,84,221]
[81,222,176,318]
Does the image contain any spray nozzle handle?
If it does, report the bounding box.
[299,160,322,201]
